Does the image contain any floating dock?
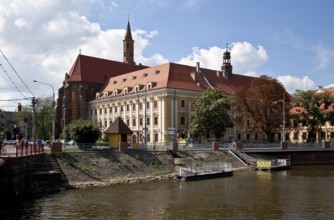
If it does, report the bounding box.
[256,159,290,171]
[176,170,233,181]
[175,161,233,181]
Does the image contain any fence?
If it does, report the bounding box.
[0,144,44,157]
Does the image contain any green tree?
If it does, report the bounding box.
[292,89,334,142]
[234,75,290,142]
[35,96,53,140]
[65,119,101,143]
[189,88,233,140]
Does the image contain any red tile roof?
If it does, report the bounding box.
[290,87,334,115]
[67,54,147,85]
[98,62,254,96]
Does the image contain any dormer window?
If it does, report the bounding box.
[135,84,144,93]
[147,81,157,90]
[132,76,137,80]
[122,78,126,82]
[124,87,132,94]
[143,73,148,77]
[113,80,117,85]
[113,89,122,96]
[155,70,160,75]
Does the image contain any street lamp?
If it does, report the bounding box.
[274,95,286,142]
[33,80,55,142]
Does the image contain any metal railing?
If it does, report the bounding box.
[0,143,44,157]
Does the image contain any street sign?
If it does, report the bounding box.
[168,128,175,135]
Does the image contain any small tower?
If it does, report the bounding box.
[221,43,233,79]
[123,20,135,65]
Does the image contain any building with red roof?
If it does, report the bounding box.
[56,21,257,146]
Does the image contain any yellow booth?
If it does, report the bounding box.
[104,117,133,152]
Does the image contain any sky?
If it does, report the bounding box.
[1,0,334,111]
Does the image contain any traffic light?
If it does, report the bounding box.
[18,103,22,112]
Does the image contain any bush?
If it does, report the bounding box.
[65,120,101,144]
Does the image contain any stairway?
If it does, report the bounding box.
[167,150,181,158]
[31,154,73,191]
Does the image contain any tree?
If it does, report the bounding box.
[292,89,334,142]
[189,88,233,140]
[65,120,101,143]
[234,75,290,142]
[35,96,54,140]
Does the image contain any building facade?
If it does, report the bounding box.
[56,21,281,145]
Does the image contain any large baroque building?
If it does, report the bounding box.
[56,21,256,145]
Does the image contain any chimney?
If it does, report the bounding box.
[196,62,200,72]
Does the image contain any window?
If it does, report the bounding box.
[154,133,158,143]
[181,116,185,125]
[121,106,123,112]
[147,134,150,142]
[99,109,102,114]
[294,132,298,140]
[95,109,97,114]
[181,100,185,108]
[133,119,136,126]
[147,118,150,126]
[139,103,142,110]
[114,106,118,113]
[133,103,136,111]
[139,118,143,126]
[154,117,158,125]
[104,121,107,127]
[126,104,129,111]
[109,107,112,113]
[154,100,158,108]
[90,109,92,115]
[146,101,150,109]
[104,108,107,114]
[127,119,130,126]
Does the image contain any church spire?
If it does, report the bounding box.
[221,43,232,79]
[123,19,135,65]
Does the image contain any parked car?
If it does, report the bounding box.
[67,140,77,145]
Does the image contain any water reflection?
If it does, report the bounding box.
[3,165,334,219]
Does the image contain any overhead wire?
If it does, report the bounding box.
[0,49,35,98]
[0,62,27,99]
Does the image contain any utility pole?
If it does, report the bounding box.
[274,94,286,142]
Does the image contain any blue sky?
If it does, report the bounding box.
[0,0,334,110]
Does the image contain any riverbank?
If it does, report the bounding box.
[55,149,247,188]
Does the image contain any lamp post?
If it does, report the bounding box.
[33,80,55,142]
[144,89,147,146]
[274,95,286,142]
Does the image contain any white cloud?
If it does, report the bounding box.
[276,75,315,93]
[14,18,30,29]
[325,84,334,89]
[0,0,162,111]
[312,44,334,71]
[177,41,269,75]
[231,42,268,74]
[178,46,224,70]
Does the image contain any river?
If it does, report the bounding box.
[3,165,334,219]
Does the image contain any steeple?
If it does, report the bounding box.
[221,43,232,79]
[123,19,135,65]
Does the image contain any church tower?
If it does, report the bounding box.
[221,44,233,79]
[123,20,135,65]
